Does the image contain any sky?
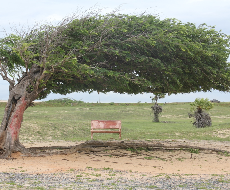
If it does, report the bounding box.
[0,0,230,103]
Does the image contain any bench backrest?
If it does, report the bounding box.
[91,120,121,129]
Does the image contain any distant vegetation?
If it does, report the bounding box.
[35,98,85,107]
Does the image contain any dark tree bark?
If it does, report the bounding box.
[0,64,47,158]
[192,111,212,128]
[151,103,162,122]
[189,108,212,128]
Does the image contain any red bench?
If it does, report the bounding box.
[91,120,121,139]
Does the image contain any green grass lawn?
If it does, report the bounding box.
[0,101,230,142]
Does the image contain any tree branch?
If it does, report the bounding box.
[0,61,15,89]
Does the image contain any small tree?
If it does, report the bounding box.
[189,98,213,128]
[150,93,165,122]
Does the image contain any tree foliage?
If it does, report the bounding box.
[150,93,166,103]
[1,13,230,99]
[190,98,214,112]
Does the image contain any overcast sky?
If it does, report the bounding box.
[0,0,230,103]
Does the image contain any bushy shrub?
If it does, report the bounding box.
[190,98,213,112]
[38,98,85,106]
[189,98,213,128]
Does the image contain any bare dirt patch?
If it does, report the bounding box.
[0,140,230,175]
[213,129,230,138]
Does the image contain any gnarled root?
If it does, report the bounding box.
[0,139,29,159]
[12,139,29,154]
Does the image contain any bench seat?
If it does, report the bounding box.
[91,120,121,139]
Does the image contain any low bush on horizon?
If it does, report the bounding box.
[35,98,85,107]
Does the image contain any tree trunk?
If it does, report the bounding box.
[0,96,28,157]
[151,103,162,122]
[0,65,43,158]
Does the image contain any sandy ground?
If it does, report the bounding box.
[0,140,230,175]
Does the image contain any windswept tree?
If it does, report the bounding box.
[0,12,230,157]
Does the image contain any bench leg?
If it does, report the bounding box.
[91,132,93,139]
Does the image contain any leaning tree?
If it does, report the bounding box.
[0,12,230,158]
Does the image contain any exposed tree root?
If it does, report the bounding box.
[5,140,229,158]
[13,140,28,153]
[0,140,29,159]
[72,140,230,155]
